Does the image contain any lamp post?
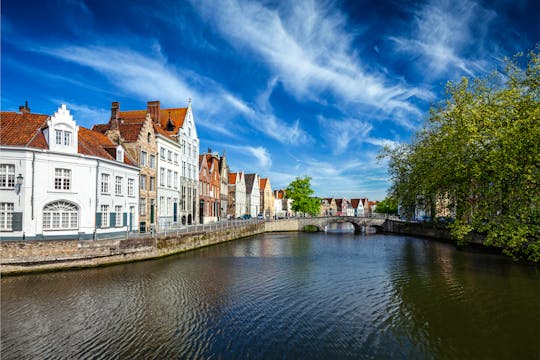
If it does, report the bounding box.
[14,173,23,195]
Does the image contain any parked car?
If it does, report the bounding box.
[257,213,264,220]
[238,214,252,220]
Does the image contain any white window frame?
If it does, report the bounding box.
[0,164,15,189]
[0,202,14,231]
[160,168,165,186]
[43,201,78,230]
[140,174,147,190]
[139,198,146,216]
[115,176,123,196]
[150,154,156,168]
[167,170,172,188]
[101,205,109,227]
[101,173,110,194]
[54,168,71,190]
[141,151,147,166]
[128,178,134,196]
[115,205,123,227]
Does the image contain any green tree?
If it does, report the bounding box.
[285,176,321,216]
[382,46,540,261]
[374,197,399,215]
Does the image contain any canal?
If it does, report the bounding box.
[2,232,540,359]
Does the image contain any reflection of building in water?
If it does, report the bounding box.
[325,222,354,233]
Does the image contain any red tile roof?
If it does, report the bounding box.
[0,112,49,148]
[350,199,361,208]
[228,172,238,184]
[260,178,268,189]
[1,111,135,166]
[120,108,187,136]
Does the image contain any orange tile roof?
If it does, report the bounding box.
[260,178,268,189]
[120,108,187,135]
[1,111,135,166]
[228,172,238,184]
[350,199,361,208]
[0,112,49,148]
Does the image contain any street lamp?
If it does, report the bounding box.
[14,173,23,195]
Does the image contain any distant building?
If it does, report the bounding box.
[320,197,337,216]
[244,174,260,217]
[228,172,246,218]
[198,152,220,224]
[259,178,274,219]
[349,199,365,217]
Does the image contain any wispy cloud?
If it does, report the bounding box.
[389,0,496,77]
[51,99,109,126]
[189,0,430,117]
[37,43,309,145]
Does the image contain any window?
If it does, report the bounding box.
[0,203,14,231]
[174,153,178,164]
[140,175,147,190]
[147,132,151,143]
[100,205,109,227]
[150,177,155,191]
[55,130,62,145]
[174,171,178,189]
[182,187,186,210]
[160,168,165,186]
[141,151,147,166]
[150,155,156,168]
[188,144,192,158]
[182,162,186,177]
[0,164,15,188]
[115,205,123,227]
[54,168,71,190]
[55,130,72,146]
[140,198,146,216]
[160,196,165,213]
[43,201,78,230]
[167,150,172,162]
[115,176,123,195]
[116,148,124,162]
[101,173,110,193]
[167,170,172,188]
[64,131,71,146]
[160,147,165,159]
[128,178,134,196]
[182,140,186,155]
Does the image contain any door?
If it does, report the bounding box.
[173,202,178,223]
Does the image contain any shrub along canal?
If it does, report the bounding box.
[2,232,539,359]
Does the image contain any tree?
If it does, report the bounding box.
[382,46,540,261]
[285,176,321,216]
[374,197,398,215]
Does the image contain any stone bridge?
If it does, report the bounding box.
[264,216,387,233]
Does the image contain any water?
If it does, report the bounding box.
[2,233,540,359]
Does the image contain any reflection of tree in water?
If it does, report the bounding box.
[387,238,540,359]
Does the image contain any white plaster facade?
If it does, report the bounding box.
[0,105,139,240]
[155,135,181,229]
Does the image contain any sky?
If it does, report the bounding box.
[2,0,539,200]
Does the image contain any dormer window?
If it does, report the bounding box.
[54,129,72,146]
[116,147,124,162]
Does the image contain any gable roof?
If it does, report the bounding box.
[259,178,268,190]
[244,173,258,193]
[120,108,187,136]
[1,111,135,166]
[0,112,49,148]
[350,199,362,208]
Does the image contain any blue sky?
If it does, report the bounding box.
[2,0,538,200]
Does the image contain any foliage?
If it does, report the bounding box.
[285,176,321,216]
[374,197,399,215]
[381,46,540,261]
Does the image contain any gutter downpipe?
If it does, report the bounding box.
[31,152,35,220]
[94,159,100,240]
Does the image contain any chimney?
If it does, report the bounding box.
[147,101,161,124]
[110,101,120,130]
[19,101,30,114]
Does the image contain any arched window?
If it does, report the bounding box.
[43,201,78,230]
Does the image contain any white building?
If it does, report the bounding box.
[0,104,139,240]
[228,172,247,218]
[117,100,200,226]
[244,173,260,217]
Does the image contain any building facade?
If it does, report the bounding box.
[228,172,246,218]
[198,153,220,224]
[244,174,260,217]
[259,178,274,219]
[93,102,158,232]
[0,104,139,240]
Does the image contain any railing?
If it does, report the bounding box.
[139,218,264,238]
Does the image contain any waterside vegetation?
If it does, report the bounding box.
[382,47,540,261]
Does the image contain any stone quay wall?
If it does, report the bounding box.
[1,222,266,275]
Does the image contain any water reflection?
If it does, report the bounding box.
[2,233,539,359]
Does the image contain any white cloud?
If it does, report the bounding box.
[189,0,430,118]
[390,0,496,77]
[38,44,309,145]
[52,100,109,127]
